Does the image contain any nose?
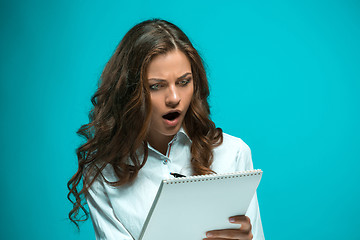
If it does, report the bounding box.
[165,85,181,107]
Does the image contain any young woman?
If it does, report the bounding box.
[68,19,264,240]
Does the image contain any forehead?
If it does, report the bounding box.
[146,50,192,79]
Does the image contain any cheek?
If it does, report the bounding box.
[186,86,194,103]
[149,95,160,110]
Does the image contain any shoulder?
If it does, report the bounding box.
[211,132,253,173]
[222,132,251,152]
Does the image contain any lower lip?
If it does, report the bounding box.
[163,116,180,127]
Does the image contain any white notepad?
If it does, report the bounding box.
[139,169,263,240]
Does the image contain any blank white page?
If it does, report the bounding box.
[139,170,263,240]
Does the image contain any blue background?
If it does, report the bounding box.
[1,0,359,239]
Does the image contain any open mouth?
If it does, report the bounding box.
[162,111,180,121]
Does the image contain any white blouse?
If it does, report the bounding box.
[86,128,265,239]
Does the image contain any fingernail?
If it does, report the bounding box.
[229,217,235,223]
[206,232,213,237]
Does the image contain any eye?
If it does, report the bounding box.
[149,83,162,90]
[178,78,192,86]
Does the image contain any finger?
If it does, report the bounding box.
[229,215,250,224]
[206,229,250,239]
[204,237,252,240]
[203,238,227,240]
[203,238,228,240]
[229,215,252,232]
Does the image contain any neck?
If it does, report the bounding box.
[147,131,175,156]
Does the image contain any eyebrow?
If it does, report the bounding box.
[148,72,192,82]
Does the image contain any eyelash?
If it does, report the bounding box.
[149,78,192,91]
[178,78,191,86]
[149,83,163,90]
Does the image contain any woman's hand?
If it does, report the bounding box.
[204,215,253,240]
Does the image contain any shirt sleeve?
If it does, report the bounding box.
[236,143,265,240]
[86,176,134,240]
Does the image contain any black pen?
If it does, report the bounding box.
[170,172,186,178]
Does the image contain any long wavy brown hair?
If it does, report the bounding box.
[67,18,223,227]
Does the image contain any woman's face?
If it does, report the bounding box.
[146,49,194,143]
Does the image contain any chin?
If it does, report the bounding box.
[162,125,181,136]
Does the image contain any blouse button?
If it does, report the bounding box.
[162,159,168,165]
